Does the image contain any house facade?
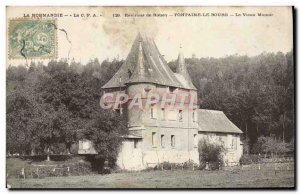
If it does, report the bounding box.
[79,33,243,170]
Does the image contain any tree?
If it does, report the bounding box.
[276,141,289,156]
[252,136,265,156]
[255,135,290,158]
[7,90,36,155]
[176,50,294,152]
[6,58,126,162]
[241,136,250,155]
[83,110,128,172]
[198,138,225,167]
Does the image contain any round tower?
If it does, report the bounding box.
[125,37,156,130]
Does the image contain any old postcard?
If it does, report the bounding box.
[6,6,294,189]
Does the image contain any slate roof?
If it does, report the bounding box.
[102,33,196,90]
[174,48,197,90]
[198,109,243,134]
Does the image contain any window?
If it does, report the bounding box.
[161,135,165,148]
[171,135,175,147]
[178,110,183,122]
[151,107,154,118]
[192,111,195,122]
[134,139,138,149]
[150,104,157,119]
[152,132,156,146]
[232,137,237,150]
[161,108,165,120]
[193,134,198,147]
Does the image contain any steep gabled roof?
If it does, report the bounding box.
[174,47,197,90]
[102,33,195,90]
[198,109,243,134]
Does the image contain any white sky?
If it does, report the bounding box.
[6,6,293,66]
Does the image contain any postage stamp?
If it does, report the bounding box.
[8,19,57,59]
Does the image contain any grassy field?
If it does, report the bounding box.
[7,168,294,189]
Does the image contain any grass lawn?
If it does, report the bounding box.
[7,168,294,189]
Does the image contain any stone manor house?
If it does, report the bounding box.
[78,33,243,170]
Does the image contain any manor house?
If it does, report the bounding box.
[78,33,243,170]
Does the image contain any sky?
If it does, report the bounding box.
[6,6,293,66]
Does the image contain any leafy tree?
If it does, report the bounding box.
[255,135,290,158]
[198,138,225,166]
[83,110,128,172]
[6,59,124,162]
[174,50,294,152]
[241,137,250,155]
[7,90,35,155]
[252,136,265,155]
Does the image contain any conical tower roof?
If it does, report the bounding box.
[102,33,196,90]
[173,46,197,90]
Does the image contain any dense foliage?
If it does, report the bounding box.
[7,58,127,163]
[171,51,294,150]
[7,50,294,160]
[198,138,225,167]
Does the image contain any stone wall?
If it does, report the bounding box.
[116,139,199,170]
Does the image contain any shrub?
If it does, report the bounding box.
[182,160,199,170]
[159,161,172,170]
[239,154,260,165]
[142,167,156,172]
[150,160,199,171]
[198,138,225,169]
[20,154,72,162]
[6,156,94,179]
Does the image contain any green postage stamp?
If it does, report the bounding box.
[8,19,57,59]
